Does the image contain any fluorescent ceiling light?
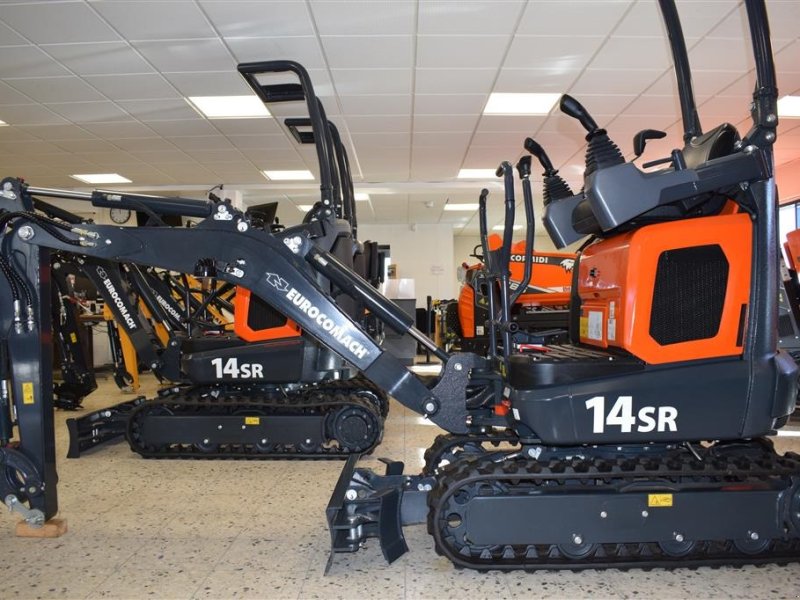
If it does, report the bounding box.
[0,119,7,126]
[187,95,271,119]
[263,170,314,181]
[777,95,800,118]
[71,173,131,184]
[296,204,314,212]
[444,203,479,211]
[354,192,370,201]
[492,225,523,231]
[484,92,561,115]
[458,168,497,179]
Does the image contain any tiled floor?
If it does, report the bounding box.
[3,371,800,599]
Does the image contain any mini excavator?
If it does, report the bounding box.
[325,0,800,571]
[0,0,798,574]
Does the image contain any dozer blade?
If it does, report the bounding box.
[325,455,432,574]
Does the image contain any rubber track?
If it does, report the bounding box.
[422,431,520,475]
[127,378,385,460]
[427,443,800,570]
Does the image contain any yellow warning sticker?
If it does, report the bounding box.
[579,317,589,339]
[70,333,78,344]
[648,493,673,507]
[22,382,34,405]
[244,417,260,426]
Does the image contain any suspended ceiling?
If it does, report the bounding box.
[0,0,798,235]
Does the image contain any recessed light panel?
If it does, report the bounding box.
[777,95,800,118]
[187,95,271,119]
[296,204,314,212]
[263,170,315,181]
[484,92,561,115]
[457,169,497,179]
[354,192,370,201]
[71,173,132,184]
[492,225,523,231]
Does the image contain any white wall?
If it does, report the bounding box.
[454,235,482,266]
[359,224,456,306]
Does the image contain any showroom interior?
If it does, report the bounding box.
[1,0,800,598]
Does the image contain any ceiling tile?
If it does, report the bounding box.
[331,69,412,95]
[351,132,410,148]
[80,121,160,138]
[493,67,580,94]
[46,101,131,124]
[776,40,800,76]
[15,123,97,140]
[419,0,524,35]
[625,94,680,117]
[129,149,197,164]
[185,148,246,163]
[617,1,736,38]
[163,71,253,96]
[518,1,631,36]
[344,115,411,134]
[417,35,508,69]
[478,114,549,134]
[0,104,68,126]
[413,114,480,133]
[0,46,70,77]
[53,138,122,154]
[117,98,199,121]
[225,133,293,150]
[140,119,219,136]
[415,69,496,95]
[322,36,413,69]
[110,137,177,152]
[210,118,282,135]
[226,37,325,69]
[505,35,605,70]
[413,131,472,148]
[200,1,314,37]
[311,1,415,35]
[83,74,180,100]
[44,42,154,76]
[339,95,411,116]
[0,138,65,155]
[93,1,216,41]
[590,36,673,71]
[0,2,119,44]
[134,39,235,72]
[169,135,233,151]
[8,77,105,103]
[0,80,35,104]
[689,36,765,73]
[414,94,487,115]
[0,125,35,141]
[0,20,29,46]
[759,1,800,41]
[570,68,662,95]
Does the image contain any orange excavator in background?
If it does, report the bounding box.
[446,235,575,353]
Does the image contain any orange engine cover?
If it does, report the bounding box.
[577,213,752,364]
[785,228,800,272]
[233,286,301,342]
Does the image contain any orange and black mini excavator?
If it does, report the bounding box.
[0,0,798,574]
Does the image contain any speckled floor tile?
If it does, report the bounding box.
[87,567,208,599]
[1,563,116,599]
[192,568,304,599]
[4,377,800,599]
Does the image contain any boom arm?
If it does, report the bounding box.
[1,178,477,434]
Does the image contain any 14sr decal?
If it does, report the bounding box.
[585,395,677,433]
[211,357,264,379]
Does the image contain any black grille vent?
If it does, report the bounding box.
[649,245,729,345]
[247,294,287,331]
[778,313,795,338]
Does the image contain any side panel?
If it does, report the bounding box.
[577,213,752,363]
[233,286,301,342]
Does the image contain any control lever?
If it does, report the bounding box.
[511,156,535,307]
[524,137,574,205]
[560,94,600,136]
[559,94,625,176]
[633,129,667,159]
